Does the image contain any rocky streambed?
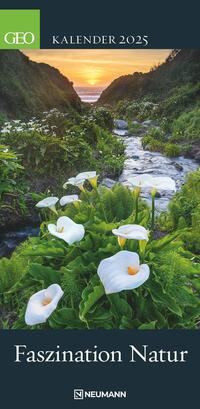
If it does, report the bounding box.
[114,119,198,211]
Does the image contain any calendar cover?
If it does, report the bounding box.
[0,1,199,407]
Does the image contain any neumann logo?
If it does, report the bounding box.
[74,389,127,400]
[74,390,84,400]
[0,10,40,49]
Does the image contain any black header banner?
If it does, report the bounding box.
[0,0,199,48]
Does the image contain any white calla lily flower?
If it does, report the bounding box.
[36,197,59,214]
[77,171,98,188]
[97,250,150,295]
[76,171,97,180]
[112,224,149,241]
[36,197,59,208]
[127,174,176,191]
[63,171,98,190]
[63,176,86,190]
[48,216,85,245]
[59,195,80,206]
[25,284,63,326]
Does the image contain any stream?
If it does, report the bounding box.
[114,123,198,212]
[0,226,40,258]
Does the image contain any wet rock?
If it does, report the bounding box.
[142,119,155,127]
[174,163,183,171]
[132,155,140,160]
[194,151,200,163]
[101,178,117,188]
[155,191,162,198]
[114,119,128,129]
[184,144,200,162]
[113,129,129,136]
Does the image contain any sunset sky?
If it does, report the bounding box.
[24,50,171,88]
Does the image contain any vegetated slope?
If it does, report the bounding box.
[97,49,200,105]
[0,50,81,119]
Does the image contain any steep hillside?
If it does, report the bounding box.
[0,50,81,119]
[98,49,200,105]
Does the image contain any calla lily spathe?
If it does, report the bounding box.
[36,196,59,215]
[25,284,63,326]
[77,171,98,188]
[59,195,80,206]
[112,224,149,241]
[76,171,97,180]
[63,176,85,189]
[127,174,176,191]
[48,216,85,245]
[97,250,150,295]
[63,171,98,189]
[36,197,59,209]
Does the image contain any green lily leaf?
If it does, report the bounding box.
[49,308,84,329]
[138,321,157,329]
[79,277,105,321]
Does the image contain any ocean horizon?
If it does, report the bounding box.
[75,86,104,103]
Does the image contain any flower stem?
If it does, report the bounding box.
[151,189,156,231]
[133,187,141,223]
[94,187,108,223]
[135,195,139,223]
[139,239,147,261]
[50,205,58,216]
[79,187,89,202]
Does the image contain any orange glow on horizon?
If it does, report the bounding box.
[23,49,171,88]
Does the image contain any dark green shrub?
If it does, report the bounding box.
[168,170,200,228]
[164,143,181,157]
[90,107,114,130]
[0,145,23,198]
[171,106,200,141]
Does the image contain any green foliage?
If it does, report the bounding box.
[0,110,125,194]
[100,184,135,222]
[1,181,200,330]
[171,106,200,141]
[0,256,27,294]
[1,129,93,177]
[164,143,181,157]
[0,145,23,198]
[0,50,81,119]
[0,113,7,126]
[127,120,141,134]
[125,100,158,121]
[142,135,164,153]
[142,128,182,157]
[167,170,200,228]
[154,83,200,120]
[145,127,165,141]
[160,169,200,259]
[142,127,165,152]
[89,107,114,131]
[99,50,200,108]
